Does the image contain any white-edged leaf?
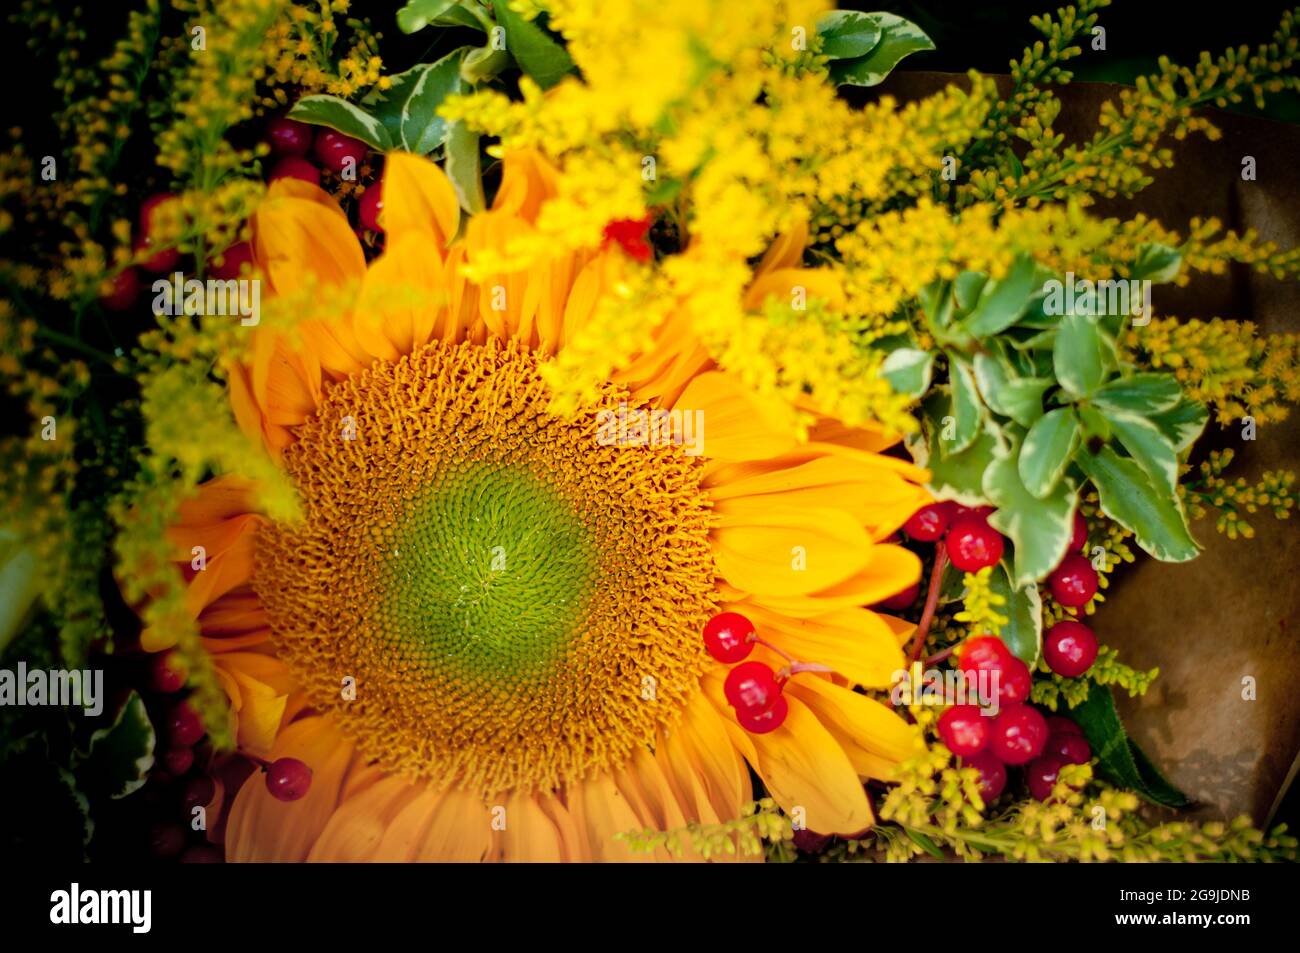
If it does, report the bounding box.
[395,0,461,33]
[492,0,574,89]
[1149,398,1209,452]
[985,456,1076,586]
[997,375,1052,428]
[288,95,392,151]
[828,13,933,86]
[881,347,934,397]
[946,358,982,455]
[1019,407,1079,498]
[1053,311,1111,398]
[1078,446,1200,562]
[445,119,485,213]
[1103,410,1179,494]
[363,51,467,155]
[1091,373,1182,415]
[988,562,1043,666]
[82,691,156,800]
[963,255,1038,337]
[816,10,882,59]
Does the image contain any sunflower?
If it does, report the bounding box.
[148,149,932,861]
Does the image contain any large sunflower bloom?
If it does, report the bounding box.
[151,150,932,861]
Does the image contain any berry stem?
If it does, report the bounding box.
[751,635,796,663]
[779,662,835,680]
[923,647,955,666]
[907,540,948,667]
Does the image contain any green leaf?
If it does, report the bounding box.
[79,691,155,800]
[945,359,982,455]
[1078,446,1200,562]
[395,0,460,34]
[1103,410,1179,494]
[828,13,934,87]
[998,376,1052,429]
[987,562,1043,665]
[962,255,1038,337]
[0,537,42,655]
[953,271,988,314]
[911,402,1004,504]
[905,827,945,859]
[1053,312,1110,399]
[815,10,882,59]
[1130,242,1183,283]
[444,119,485,213]
[1018,407,1079,498]
[1071,682,1190,808]
[880,347,934,398]
[362,51,466,155]
[288,95,393,152]
[984,456,1075,586]
[1149,398,1209,453]
[492,0,574,90]
[972,352,1010,416]
[1091,373,1182,415]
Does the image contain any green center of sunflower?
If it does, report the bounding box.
[254,338,718,798]
[375,464,599,683]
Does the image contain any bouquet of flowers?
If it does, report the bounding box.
[2,0,1299,864]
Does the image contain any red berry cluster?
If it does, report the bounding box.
[935,636,1092,803]
[903,501,1005,573]
[703,611,829,735]
[99,117,381,313]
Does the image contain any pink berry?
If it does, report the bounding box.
[1046,715,1084,737]
[723,661,781,716]
[314,130,367,174]
[989,703,1048,765]
[359,179,384,232]
[945,514,1004,572]
[1070,510,1088,552]
[1048,732,1092,765]
[181,775,216,813]
[1043,619,1099,677]
[150,650,188,694]
[1049,554,1098,607]
[963,750,1007,804]
[1026,755,1068,801]
[736,695,788,734]
[98,267,140,311]
[168,702,205,746]
[903,502,955,542]
[266,116,314,156]
[270,155,320,186]
[874,582,919,611]
[162,746,194,776]
[937,704,991,756]
[701,612,755,664]
[266,757,313,802]
[209,240,253,281]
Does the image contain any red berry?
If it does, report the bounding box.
[997,655,1033,705]
[945,514,1004,572]
[903,502,955,542]
[168,702,205,746]
[181,775,216,813]
[963,751,1007,804]
[1043,619,1099,677]
[937,704,991,756]
[209,240,252,281]
[1070,510,1088,552]
[150,650,188,693]
[702,611,755,664]
[1048,554,1098,607]
[266,757,313,802]
[180,845,224,863]
[874,582,919,611]
[1026,755,1067,801]
[98,267,140,311]
[359,179,384,232]
[266,116,314,156]
[989,703,1048,765]
[602,216,654,262]
[736,695,789,734]
[163,746,194,776]
[723,661,781,715]
[147,822,186,860]
[1047,732,1092,765]
[314,130,368,174]
[137,193,181,273]
[270,155,321,186]
[958,635,1014,675]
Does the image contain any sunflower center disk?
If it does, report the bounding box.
[254,339,716,798]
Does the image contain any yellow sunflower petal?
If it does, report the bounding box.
[381,151,460,250]
[673,371,800,462]
[307,775,426,862]
[787,675,920,781]
[750,543,921,617]
[731,602,906,689]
